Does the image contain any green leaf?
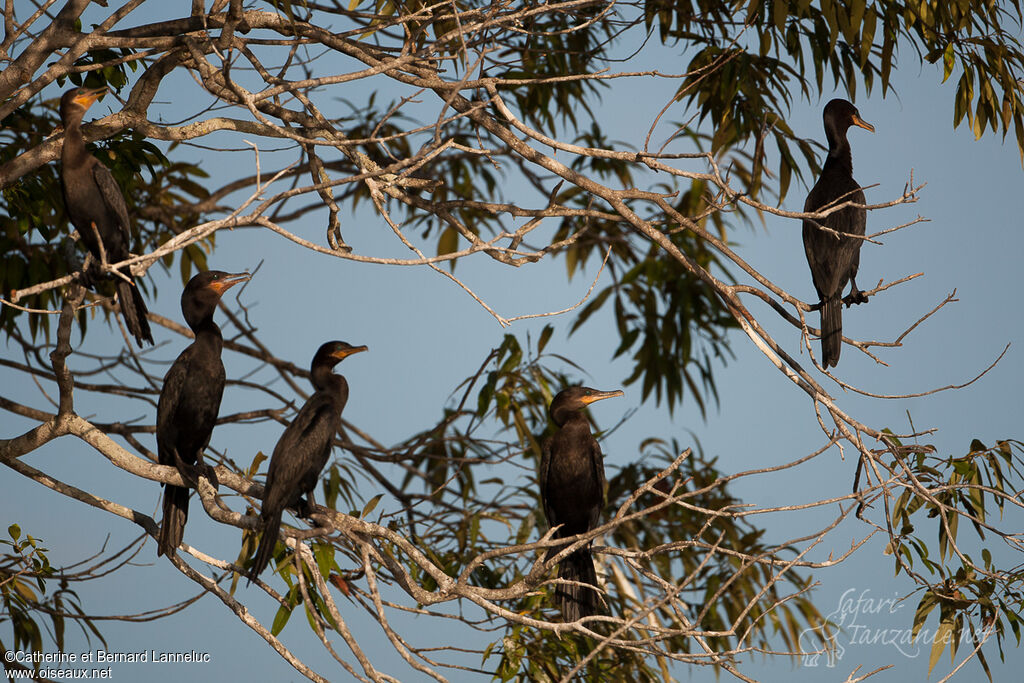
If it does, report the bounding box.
[772,0,787,32]
[929,616,954,674]
[950,614,963,665]
[537,324,553,354]
[912,593,937,639]
[247,451,268,478]
[313,542,334,578]
[9,523,20,541]
[361,493,384,519]
[942,43,956,83]
[271,604,292,636]
[437,226,458,257]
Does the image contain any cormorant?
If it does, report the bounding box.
[59,86,153,347]
[156,270,250,557]
[539,385,623,621]
[247,341,368,582]
[803,98,874,368]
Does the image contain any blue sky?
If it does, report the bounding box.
[2,5,1023,682]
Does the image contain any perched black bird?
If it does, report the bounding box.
[59,87,153,347]
[539,385,623,621]
[803,98,875,368]
[247,341,368,582]
[156,270,250,557]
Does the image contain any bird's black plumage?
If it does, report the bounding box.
[247,341,368,582]
[156,270,250,557]
[59,86,153,347]
[803,98,874,368]
[539,385,623,621]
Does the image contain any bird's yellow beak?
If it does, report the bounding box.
[580,389,624,405]
[851,115,874,133]
[73,87,108,110]
[332,345,368,360]
[208,272,251,294]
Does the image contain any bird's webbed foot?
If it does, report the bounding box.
[843,291,868,307]
[170,449,199,489]
[200,463,220,490]
[294,496,330,527]
[172,451,219,490]
[843,280,869,307]
[294,496,316,520]
[194,453,220,489]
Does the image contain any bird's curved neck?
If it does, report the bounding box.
[551,406,587,429]
[825,126,853,173]
[311,363,334,391]
[61,113,89,165]
[313,370,349,410]
[187,313,222,345]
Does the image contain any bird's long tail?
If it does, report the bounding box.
[116,277,153,347]
[157,484,189,557]
[555,547,600,621]
[248,510,283,584]
[820,294,842,368]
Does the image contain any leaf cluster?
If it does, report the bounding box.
[0,525,105,670]
[887,437,1024,679]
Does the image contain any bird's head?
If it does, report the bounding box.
[313,341,368,373]
[549,386,624,423]
[181,270,250,327]
[824,98,874,135]
[59,87,108,124]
